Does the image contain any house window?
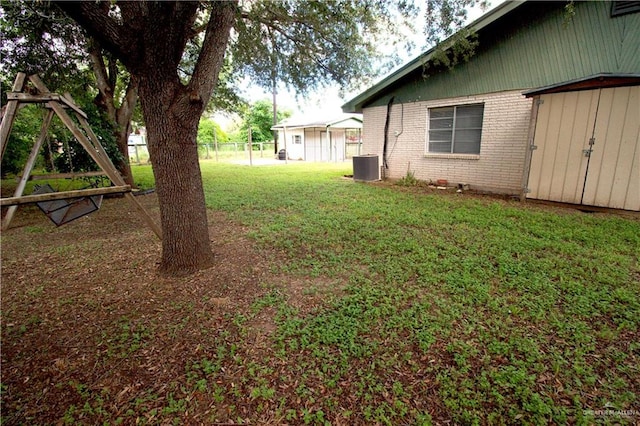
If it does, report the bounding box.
[292,135,302,144]
[427,103,484,154]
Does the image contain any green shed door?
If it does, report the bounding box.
[527,86,640,211]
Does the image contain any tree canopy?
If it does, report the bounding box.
[10,0,481,275]
[235,99,292,143]
[0,1,85,89]
[1,1,141,184]
[197,117,229,145]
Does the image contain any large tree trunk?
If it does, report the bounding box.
[58,1,237,275]
[138,76,214,275]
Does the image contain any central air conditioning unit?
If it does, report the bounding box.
[352,155,380,182]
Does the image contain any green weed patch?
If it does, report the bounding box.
[179,162,638,424]
[3,161,638,424]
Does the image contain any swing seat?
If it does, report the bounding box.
[33,183,103,226]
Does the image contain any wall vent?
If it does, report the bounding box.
[611,1,640,17]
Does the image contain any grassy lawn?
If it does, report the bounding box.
[132,161,639,424]
[2,161,638,425]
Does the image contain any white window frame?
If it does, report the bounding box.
[426,103,484,156]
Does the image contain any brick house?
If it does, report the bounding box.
[342,1,640,211]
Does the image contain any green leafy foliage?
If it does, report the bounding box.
[1,1,144,186]
[424,0,488,45]
[0,76,120,178]
[133,162,639,423]
[200,163,639,424]
[232,0,479,95]
[0,1,86,87]
[52,92,121,174]
[197,117,229,145]
[0,104,44,177]
[427,28,480,71]
[396,169,419,186]
[234,99,292,143]
[3,163,638,423]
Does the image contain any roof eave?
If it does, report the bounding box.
[342,0,526,113]
[523,73,640,97]
[327,117,363,127]
[272,114,363,130]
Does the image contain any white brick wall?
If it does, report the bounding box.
[362,90,533,194]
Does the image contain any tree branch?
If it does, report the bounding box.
[188,2,237,105]
[87,39,117,120]
[56,2,141,67]
[116,76,139,130]
[107,55,118,90]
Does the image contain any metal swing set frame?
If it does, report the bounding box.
[0,73,161,238]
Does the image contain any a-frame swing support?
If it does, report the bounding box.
[0,73,162,239]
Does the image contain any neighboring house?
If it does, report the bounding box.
[271,114,363,161]
[342,0,640,211]
[127,134,144,153]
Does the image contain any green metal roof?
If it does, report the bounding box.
[341,1,525,113]
[343,1,640,112]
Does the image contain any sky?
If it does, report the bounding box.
[219,0,506,128]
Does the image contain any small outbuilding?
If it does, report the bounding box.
[271,114,363,161]
[342,0,640,211]
[523,75,639,210]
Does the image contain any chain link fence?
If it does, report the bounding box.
[129,140,363,164]
[128,141,278,164]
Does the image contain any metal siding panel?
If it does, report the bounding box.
[331,129,346,161]
[286,130,305,161]
[619,16,640,70]
[618,86,640,210]
[305,129,319,161]
[527,97,551,199]
[562,91,600,203]
[320,132,329,161]
[527,91,597,204]
[547,93,577,201]
[623,134,640,210]
[544,16,573,81]
[366,2,640,108]
[584,88,619,206]
[583,3,616,73]
[592,86,640,210]
[531,93,565,200]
